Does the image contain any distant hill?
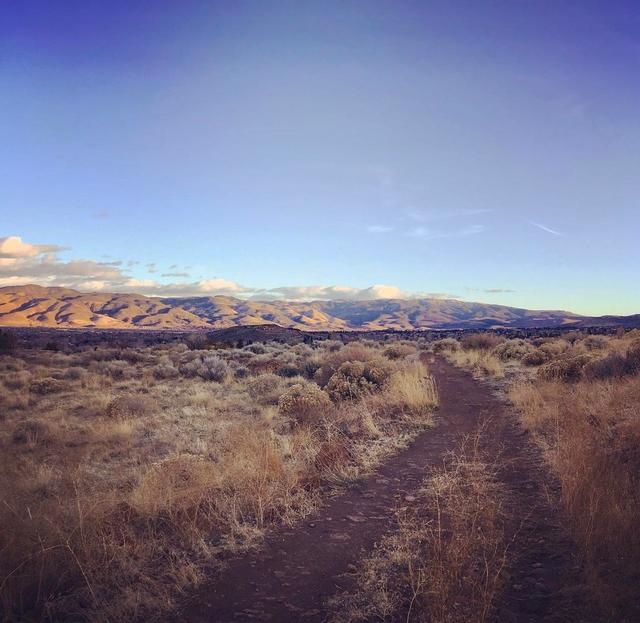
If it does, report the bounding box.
[0,284,637,331]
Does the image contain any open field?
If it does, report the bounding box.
[1,327,639,622]
[0,332,436,621]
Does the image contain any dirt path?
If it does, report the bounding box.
[175,357,587,623]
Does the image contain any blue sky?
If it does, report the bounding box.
[1,1,639,314]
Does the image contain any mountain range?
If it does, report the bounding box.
[0,284,637,331]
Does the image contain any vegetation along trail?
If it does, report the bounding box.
[175,356,588,623]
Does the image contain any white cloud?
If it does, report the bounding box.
[0,234,458,301]
[0,236,64,258]
[528,221,563,236]
[407,224,487,239]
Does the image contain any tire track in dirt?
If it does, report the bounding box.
[175,356,588,623]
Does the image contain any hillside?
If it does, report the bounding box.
[0,284,635,331]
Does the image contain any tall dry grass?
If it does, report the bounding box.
[445,348,504,378]
[0,337,439,621]
[510,375,640,618]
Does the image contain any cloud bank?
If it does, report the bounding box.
[0,235,455,301]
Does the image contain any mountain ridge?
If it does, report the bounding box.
[0,284,636,331]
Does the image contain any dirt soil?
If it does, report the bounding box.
[174,356,591,623]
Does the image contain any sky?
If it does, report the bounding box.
[1,0,639,315]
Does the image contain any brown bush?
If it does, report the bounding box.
[581,335,609,351]
[522,349,550,366]
[245,373,288,405]
[492,338,535,361]
[383,343,415,360]
[29,377,70,394]
[106,394,155,419]
[537,355,591,382]
[461,333,504,351]
[431,338,460,353]
[314,344,383,387]
[278,382,332,425]
[583,344,640,380]
[131,454,218,516]
[325,360,391,402]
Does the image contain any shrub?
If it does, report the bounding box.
[625,341,640,375]
[383,343,415,360]
[277,364,302,378]
[326,360,391,402]
[180,355,229,382]
[583,353,628,381]
[537,355,591,383]
[560,331,582,344]
[492,339,535,361]
[583,345,640,380]
[131,454,218,515]
[234,366,250,380]
[63,366,87,381]
[98,359,138,380]
[106,394,155,419]
[522,349,549,366]
[245,343,267,354]
[314,344,385,387]
[431,338,460,353]
[582,335,609,351]
[153,363,179,379]
[538,339,570,357]
[185,333,210,351]
[278,382,332,425]
[461,333,504,351]
[245,374,288,405]
[3,370,31,390]
[303,358,322,379]
[29,377,70,394]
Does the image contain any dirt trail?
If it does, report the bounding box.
[175,357,587,623]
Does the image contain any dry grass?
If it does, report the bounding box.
[507,331,640,619]
[445,348,505,378]
[435,330,640,619]
[330,437,509,623]
[0,337,439,621]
